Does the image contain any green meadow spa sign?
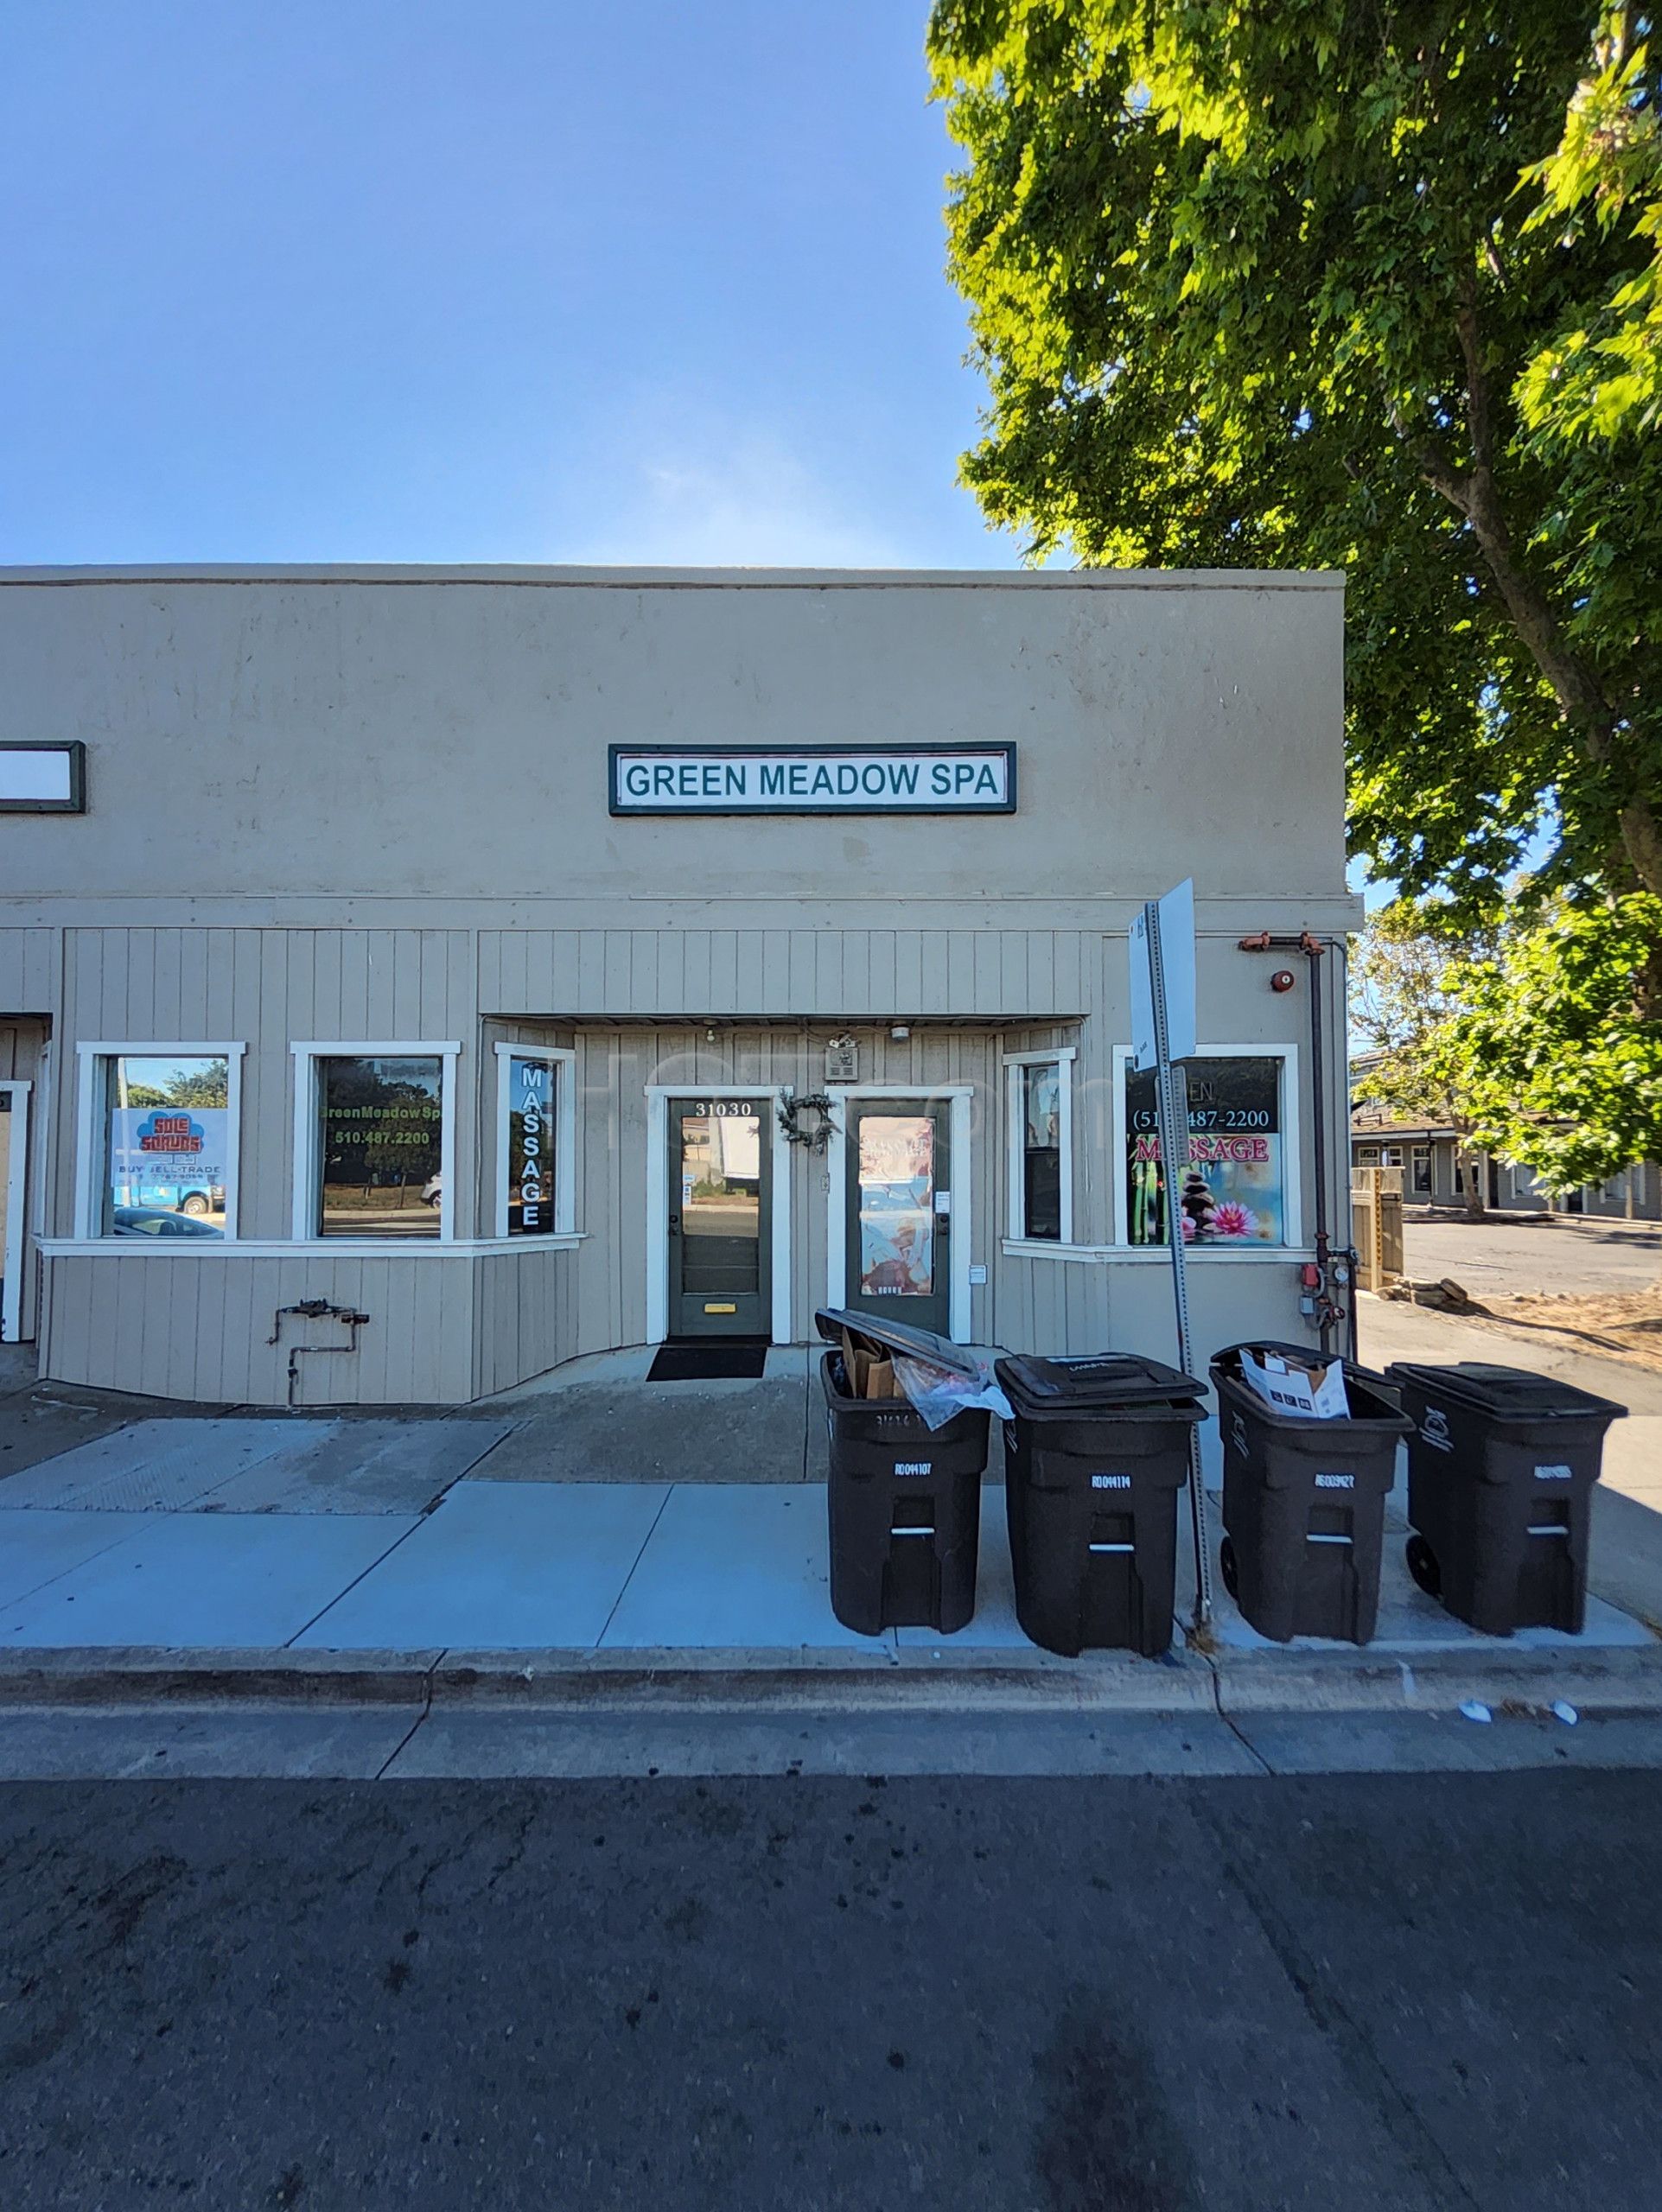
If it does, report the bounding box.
[608,744,1016,817]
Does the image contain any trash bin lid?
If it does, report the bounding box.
[995,1351,1205,1408]
[1386,1362,1627,1423]
[812,1307,983,1378]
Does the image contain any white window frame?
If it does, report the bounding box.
[1111,1043,1304,1255]
[74,1042,246,1243]
[291,1040,459,1244]
[493,1043,576,1239]
[1410,1144,1432,1195]
[1003,1046,1075,1246]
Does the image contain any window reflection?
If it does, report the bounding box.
[1022,1064,1062,1241]
[317,1056,443,1238]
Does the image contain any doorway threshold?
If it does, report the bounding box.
[646,1339,771,1383]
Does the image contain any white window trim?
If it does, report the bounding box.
[825,1084,975,1343]
[0,1078,31,1341]
[291,1040,460,1245]
[73,1042,247,1243]
[493,1043,577,1239]
[1110,1042,1302,1254]
[1003,1046,1076,1245]
[37,1236,584,1259]
[644,1086,793,1346]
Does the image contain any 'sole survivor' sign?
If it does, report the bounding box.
[609,745,1016,817]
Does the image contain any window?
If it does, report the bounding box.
[292,1043,458,1241]
[1381,1145,1404,1168]
[1004,1050,1073,1243]
[1411,1145,1432,1195]
[76,1045,245,1240]
[1356,1147,1379,1166]
[494,1044,576,1237]
[1122,1052,1291,1248]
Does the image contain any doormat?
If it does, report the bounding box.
[647,1339,770,1382]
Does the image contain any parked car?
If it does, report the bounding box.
[422,1174,443,1207]
[121,1181,226,1217]
[112,1206,224,1238]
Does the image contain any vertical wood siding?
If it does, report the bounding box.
[41,1253,478,1406]
[25,918,1356,1399]
[0,1018,48,1342]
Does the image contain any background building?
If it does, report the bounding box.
[0,565,1359,1403]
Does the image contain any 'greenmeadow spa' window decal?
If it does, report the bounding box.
[317,1056,443,1238]
[1125,1056,1286,1247]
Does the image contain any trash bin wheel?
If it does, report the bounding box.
[1405,1534,1442,1599]
[1219,1535,1239,1601]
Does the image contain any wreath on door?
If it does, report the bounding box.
[777,1089,838,1154]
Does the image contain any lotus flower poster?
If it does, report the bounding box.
[1125,1057,1284,1246]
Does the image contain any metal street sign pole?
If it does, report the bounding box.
[1143,893,1213,1630]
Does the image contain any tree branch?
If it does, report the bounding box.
[1389,285,1662,901]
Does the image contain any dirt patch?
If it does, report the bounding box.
[1480,1287,1662,1375]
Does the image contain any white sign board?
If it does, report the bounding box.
[0,741,84,812]
[1130,879,1197,1070]
[609,746,1016,817]
[110,1107,229,1195]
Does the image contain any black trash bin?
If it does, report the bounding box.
[1211,1343,1412,1644]
[1386,1363,1626,1636]
[817,1313,991,1635]
[996,1353,1205,1657]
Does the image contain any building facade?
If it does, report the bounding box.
[1351,1122,1662,1221]
[0,566,1359,1406]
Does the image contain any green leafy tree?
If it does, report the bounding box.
[1351,905,1493,1213]
[118,1065,228,1110]
[927,3,1662,939]
[1423,893,1662,1190]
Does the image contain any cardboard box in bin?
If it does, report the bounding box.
[841,1329,901,1402]
[1237,1346,1351,1421]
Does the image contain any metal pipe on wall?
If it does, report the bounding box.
[1237,926,1353,1356]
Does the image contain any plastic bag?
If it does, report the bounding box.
[893,1351,1014,1432]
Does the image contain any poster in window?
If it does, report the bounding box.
[857,1115,935,1295]
[506,1057,556,1235]
[104,1054,231,1227]
[1125,1057,1285,1246]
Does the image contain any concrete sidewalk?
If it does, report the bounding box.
[0,1412,1656,1730]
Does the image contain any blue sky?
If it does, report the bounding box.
[0,1,1015,568]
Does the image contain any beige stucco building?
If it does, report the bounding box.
[0,565,1360,1406]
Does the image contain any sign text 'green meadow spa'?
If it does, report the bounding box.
[608,744,1017,817]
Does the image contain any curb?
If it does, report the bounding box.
[1212,1642,1662,1718]
[1,1639,1659,1719]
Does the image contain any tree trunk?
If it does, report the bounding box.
[1456,1143,1487,1219]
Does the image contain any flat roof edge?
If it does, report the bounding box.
[0,563,1347,590]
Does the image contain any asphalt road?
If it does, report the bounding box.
[1403,1214,1662,1300]
[2,1771,1659,2211]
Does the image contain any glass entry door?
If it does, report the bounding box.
[669,1098,769,1337]
[843,1098,952,1339]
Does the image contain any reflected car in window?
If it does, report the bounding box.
[111,1206,225,1239]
